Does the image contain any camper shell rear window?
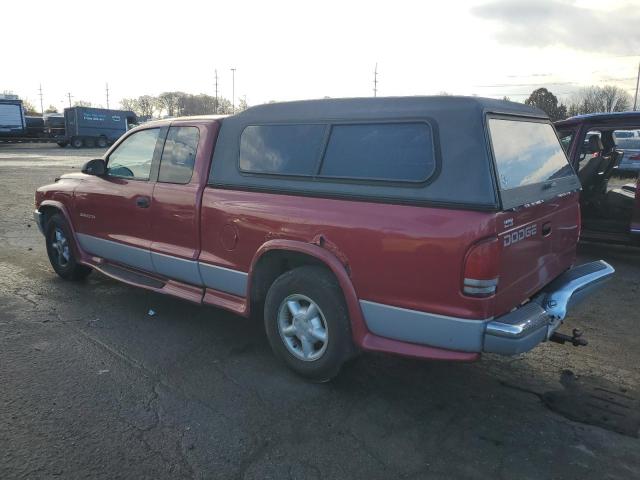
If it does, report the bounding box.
[487,115,581,209]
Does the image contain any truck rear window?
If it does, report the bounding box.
[488,118,574,191]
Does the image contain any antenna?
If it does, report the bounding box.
[105,83,110,109]
[38,83,44,116]
[373,63,378,97]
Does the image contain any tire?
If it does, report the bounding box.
[264,266,354,381]
[45,213,92,281]
[84,137,96,148]
[71,137,84,148]
[96,136,107,148]
[56,141,68,148]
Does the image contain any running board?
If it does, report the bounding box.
[98,263,166,289]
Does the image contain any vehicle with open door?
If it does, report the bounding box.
[556,112,640,245]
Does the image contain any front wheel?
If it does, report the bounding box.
[71,137,83,148]
[45,213,92,281]
[264,266,354,381]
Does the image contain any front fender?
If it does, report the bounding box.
[37,200,88,262]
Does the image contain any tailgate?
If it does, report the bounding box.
[494,193,579,315]
[487,116,582,316]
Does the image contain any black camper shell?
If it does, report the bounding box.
[209,96,580,211]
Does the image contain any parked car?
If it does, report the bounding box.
[556,112,640,244]
[34,97,613,380]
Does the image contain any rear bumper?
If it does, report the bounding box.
[483,260,614,355]
[360,260,614,357]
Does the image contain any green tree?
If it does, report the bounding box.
[136,95,156,118]
[120,98,137,112]
[45,105,58,113]
[156,91,185,117]
[73,100,92,107]
[22,100,39,115]
[525,88,567,121]
[236,96,249,113]
[567,85,632,116]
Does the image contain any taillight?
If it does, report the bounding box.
[463,237,499,297]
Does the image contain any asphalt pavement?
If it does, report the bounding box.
[1,144,639,479]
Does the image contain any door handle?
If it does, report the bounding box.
[542,222,552,236]
[136,196,150,208]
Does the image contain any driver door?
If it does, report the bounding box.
[73,127,166,272]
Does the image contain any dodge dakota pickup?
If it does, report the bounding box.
[35,96,614,381]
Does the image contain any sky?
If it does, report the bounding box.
[2,0,640,112]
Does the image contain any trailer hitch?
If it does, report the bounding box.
[549,328,588,347]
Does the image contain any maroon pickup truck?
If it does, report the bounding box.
[34,97,613,381]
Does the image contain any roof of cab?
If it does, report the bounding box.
[233,95,547,122]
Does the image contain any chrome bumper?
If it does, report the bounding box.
[33,210,45,234]
[484,260,615,355]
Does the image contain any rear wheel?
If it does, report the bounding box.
[71,137,84,148]
[45,213,92,281]
[56,141,68,148]
[264,266,353,381]
[84,137,96,148]
[96,136,107,148]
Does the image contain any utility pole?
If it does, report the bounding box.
[105,83,110,109]
[634,61,640,111]
[231,67,236,113]
[38,83,44,116]
[373,63,378,97]
[214,69,219,114]
[67,92,73,108]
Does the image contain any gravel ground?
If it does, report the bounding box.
[1,144,639,479]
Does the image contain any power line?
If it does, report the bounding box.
[38,83,44,116]
[373,63,378,97]
[231,68,236,114]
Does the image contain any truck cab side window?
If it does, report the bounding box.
[107,128,160,180]
[158,126,200,184]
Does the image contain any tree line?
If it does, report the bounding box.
[523,85,634,121]
[119,92,248,119]
[15,84,636,121]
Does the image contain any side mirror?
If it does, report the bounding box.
[82,158,107,176]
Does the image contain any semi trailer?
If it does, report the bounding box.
[0,103,137,147]
[0,96,26,137]
[59,107,137,148]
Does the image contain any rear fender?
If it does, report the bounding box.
[247,239,368,346]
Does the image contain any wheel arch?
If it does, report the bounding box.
[247,239,368,345]
[38,201,86,260]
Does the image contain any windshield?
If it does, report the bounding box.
[488,118,574,191]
